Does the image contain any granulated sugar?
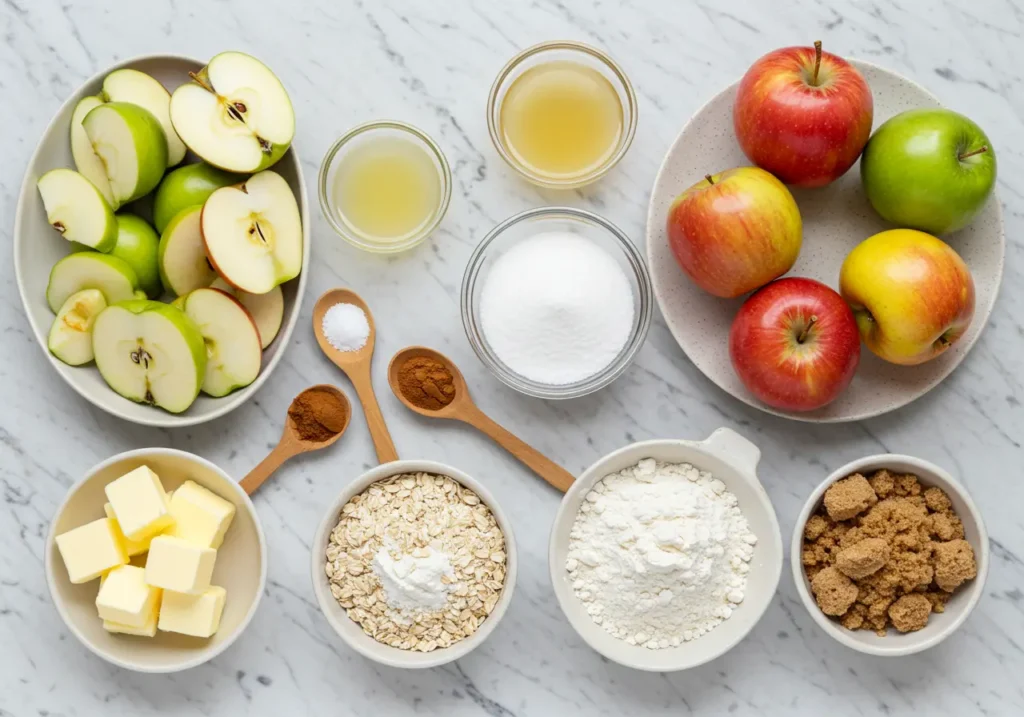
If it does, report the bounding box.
[322,302,370,352]
[479,231,634,384]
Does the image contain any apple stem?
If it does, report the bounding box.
[188,71,215,94]
[705,174,715,186]
[797,315,818,344]
[811,40,823,86]
[958,145,988,161]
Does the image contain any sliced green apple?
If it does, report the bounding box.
[208,278,283,349]
[37,169,118,252]
[70,95,116,207]
[201,170,301,294]
[182,288,261,397]
[46,252,139,313]
[92,300,206,414]
[158,205,217,296]
[153,162,243,234]
[83,102,168,205]
[134,290,148,299]
[169,52,294,173]
[48,289,107,365]
[102,68,186,167]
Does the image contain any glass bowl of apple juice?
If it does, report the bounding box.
[318,120,452,254]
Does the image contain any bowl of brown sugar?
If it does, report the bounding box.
[792,454,988,656]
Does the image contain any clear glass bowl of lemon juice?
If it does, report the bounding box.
[319,121,452,253]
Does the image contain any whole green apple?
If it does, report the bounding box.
[72,214,161,298]
[860,108,996,234]
[152,162,243,234]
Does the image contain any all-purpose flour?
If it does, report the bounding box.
[566,459,757,649]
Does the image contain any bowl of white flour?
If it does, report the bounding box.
[548,427,782,671]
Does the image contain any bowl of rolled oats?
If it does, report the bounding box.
[310,460,517,668]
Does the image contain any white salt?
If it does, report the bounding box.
[322,302,370,352]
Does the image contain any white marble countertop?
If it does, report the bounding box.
[2,0,1022,714]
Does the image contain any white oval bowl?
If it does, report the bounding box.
[646,59,1004,423]
[549,428,782,671]
[791,454,988,656]
[310,460,518,669]
[45,448,267,673]
[14,53,310,427]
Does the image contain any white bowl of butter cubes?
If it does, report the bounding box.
[45,448,267,673]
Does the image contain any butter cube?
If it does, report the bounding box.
[145,536,216,594]
[158,586,227,638]
[103,608,159,637]
[167,480,236,549]
[55,518,127,583]
[104,465,174,542]
[96,565,162,627]
[104,503,152,557]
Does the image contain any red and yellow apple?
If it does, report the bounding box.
[733,41,873,188]
[666,166,802,298]
[730,278,861,412]
[839,229,975,365]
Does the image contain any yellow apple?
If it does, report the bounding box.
[839,229,975,365]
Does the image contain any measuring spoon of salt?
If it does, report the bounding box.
[313,288,399,464]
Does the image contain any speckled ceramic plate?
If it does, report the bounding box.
[646,60,1005,423]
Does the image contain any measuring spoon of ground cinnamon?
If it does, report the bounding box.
[312,288,399,463]
[239,384,351,495]
[387,346,575,493]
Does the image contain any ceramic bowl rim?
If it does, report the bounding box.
[309,459,518,669]
[790,453,989,656]
[13,52,310,428]
[43,447,268,673]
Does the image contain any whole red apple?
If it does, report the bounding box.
[729,277,860,411]
[733,41,873,188]
[666,166,802,298]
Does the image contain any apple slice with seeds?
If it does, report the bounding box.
[48,289,107,366]
[209,278,283,349]
[37,169,118,252]
[92,300,206,413]
[181,288,262,397]
[158,205,217,296]
[201,170,302,295]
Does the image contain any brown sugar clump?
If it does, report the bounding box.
[933,539,977,592]
[836,537,890,579]
[888,594,932,633]
[811,567,859,616]
[823,474,877,521]
[802,469,977,636]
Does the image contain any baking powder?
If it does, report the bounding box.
[566,459,757,649]
[372,542,453,620]
[479,231,634,385]
[322,302,370,352]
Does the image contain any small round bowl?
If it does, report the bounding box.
[487,40,637,188]
[310,459,517,669]
[549,428,783,671]
[45,448,267,673]
[461,206,652,399]
[792,454,989,656]
[14,53,310,428]
[318,120,452,254]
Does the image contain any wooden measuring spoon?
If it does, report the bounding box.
[312,288,399,464]
[239,384,351,495]
[387,346,575,493]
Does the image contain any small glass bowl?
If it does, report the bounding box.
[487,40,638,189]
[318,120,452,254]
[461,207,652,399]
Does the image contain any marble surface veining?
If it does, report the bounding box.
[1,0,1022,715]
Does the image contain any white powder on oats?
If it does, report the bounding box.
[566,459,757,649]
[372,542,453,619]
[322,302,370,351]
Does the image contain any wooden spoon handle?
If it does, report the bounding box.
[350,366,399,464]
[240,443,297,496]
[461,407,575,492]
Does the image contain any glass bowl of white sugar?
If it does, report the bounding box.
[461,206,652,399]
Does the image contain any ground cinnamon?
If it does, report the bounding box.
[289,388,348,442]
[397,356,456,410]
